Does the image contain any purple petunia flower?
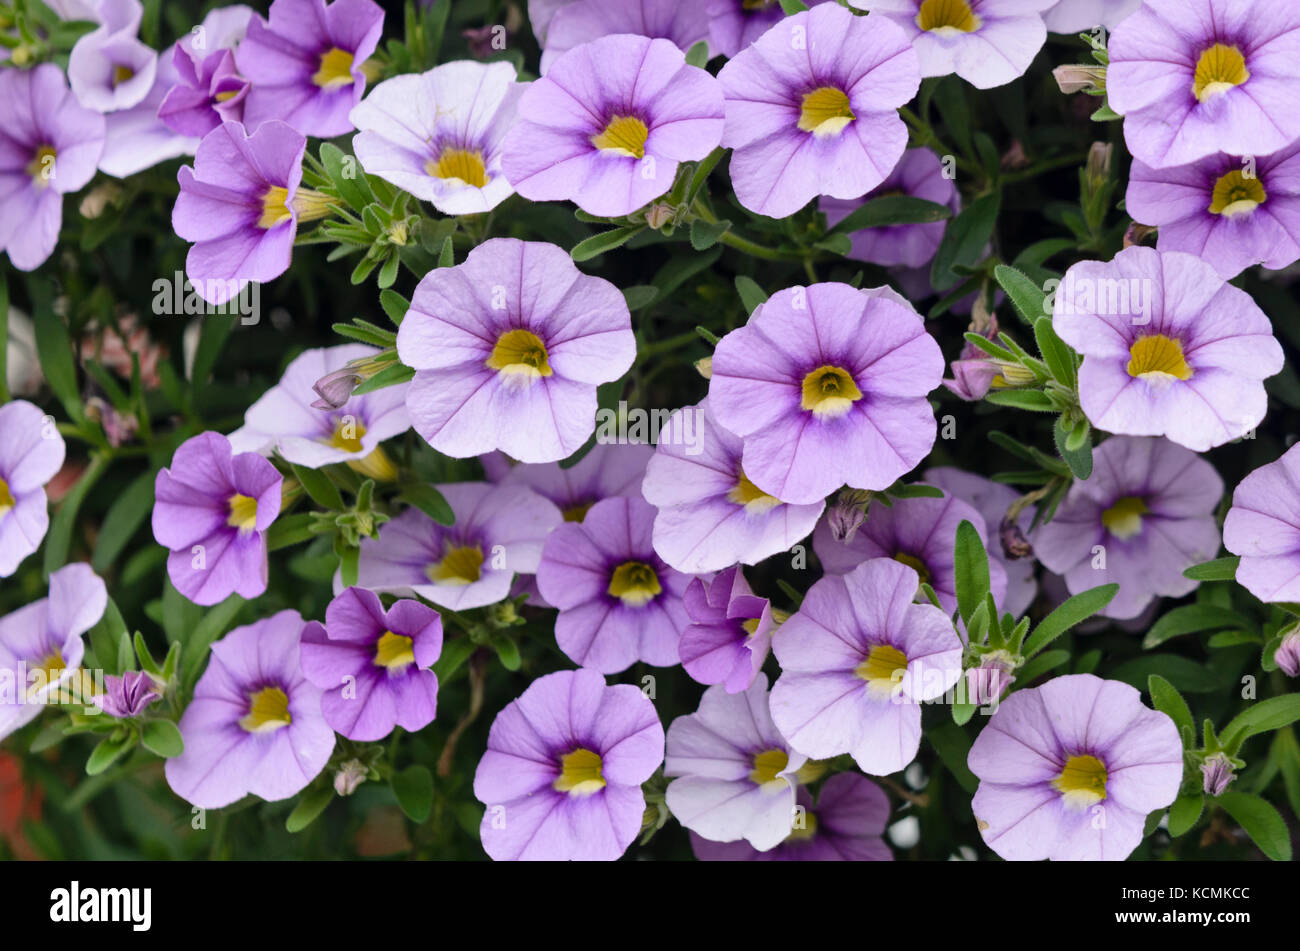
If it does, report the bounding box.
[166,611,335,808]
[1127,142,1300,280]
[642,398,825,573]
[1052,247,1283,451]
[969,673,1182,860]
[473,668,664,861]
[665,674,808,851]
[396,238,636,463]
[0,400,66,578]
[92,670,161,719]
[1042,0,1141,33]
[678,565,775,694]
[157,5,255,138]
[0,64,105,272]
[0,564,106,741]
[502,34,725,218]
[540,0,710,74]
[536,497,692,673]
[849,0,1053,90]
[503,442,653,522]
[1107,0,1300,168]
[1224,443,1300,604]
[235,0,384,138]
[1034,436,1222,620]
[299,587,443,742]
[350,61,527,216]
[709,282,944,506]
[152,431,283,606]
[98,39,202,178]
[357,481,562,611]
[706,0,831,60]
[771,558,963,775]
[227,343,409,482]
[690,773,893,861]
[67,0,157,113]
[814,489,1009,617]
[717,4,919,218]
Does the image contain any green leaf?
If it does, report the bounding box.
[735,275,768,315]
[1020,583,1118,656]
[1033,315,1077,387]
[379,289,409,325]
[827,195,952,235]
[134,631,161,678]
[690,218,732,251]
[927,723,978,794]
[1220,694,1300,752]
[181,595,245,687]
[86,735,133,775]
[778,0,809,11]
[391,765,434,824]
[141,720,184,758]
[351,362,415,397]
[953,520,990,625]
[267,513,321,552]
[1015,649,1070,685]
[0,273,8,403]
[1167,793,1204,838]
[930,190,999,292]
[91,469,156,573]
[622,285,659,311]
[1111,655,1218,693]
[115,629,133,677]
[1182,556,1239,581]
[684,40,709,68]
[319,141,375,211]
[432,637,476,683]
[286,786,334,833]
[1147,674,1195,741]
[399,484,455,525]
[438,235,455,268]
[571,227,642,262]
[191,315,239,396]
[45,455,108,576]
[993,264,1048,325]
[290,463,344,511]
[1141,604,1243,649]
[1216,791,1292,861]
[32,283,82,422]
[1053,415,1093,479]
[984,389,1056,412]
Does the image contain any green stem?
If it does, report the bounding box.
[1001,152,1088,184]
[691,199,801,261]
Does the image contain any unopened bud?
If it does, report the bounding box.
[1275,630,1300,677]
[1123,221,1158,249]
[1200,752,1234,797]
[1052,64,1106,95]
[694,355,712,379]
[334,759,368,796]
[827,489,872,543]
[645,203,676,230]
[999,516,1033,560]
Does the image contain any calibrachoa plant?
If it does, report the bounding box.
[4,0,1300,866]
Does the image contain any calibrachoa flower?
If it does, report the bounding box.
[848,0,1054,90]
[173,120,335,306]
[227,343,410,482]
[540,0,710,74]
[67,0,157,113]
[1052,247,1283,451]
[357,482,561,611]
[1034,436,1222,619]
[814,490,1009,616]
[300,587,443,741]
[235,0,384,139]
[0,400,66,578]
[396,239,636,463]
[690,773,893,861]
[678,565,775,693]
[0,564,105,742]
[92,671,161,719]
[718,4,919,217]
[350,61,527,216]
[158,4,255,137]
[1042,0,1141,33]
[968,674,1182,860]
[820,148,960,269]
[771,558,963,775]
[473,668,664,861]
[665,675,807,850]
[1224,443,1300,604]
[1127,142,1300,279]
[709,282,945,506]
[706,0,831,59]
[502,442,653,522]
[642,398,825,573]
[0,64,105,271]
[536,497,692,673]
[151,431,283,606]
[99,41,201,178]
[1108,0,1300,168]
[166,611,335,809]
[502,34,725,218]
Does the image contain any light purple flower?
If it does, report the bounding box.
[527,0,578,45]
[350,61,527,216]
[706,0,832,59]
[0,400,66,577]
[1034,436,1221,620]
[99,40,201,177]
[235,0,384,138]
[158,5,255,138]
[709,282,944,505]
[1224,443,1300,604]
[536,497,692,673]
[1127,142,1300,279]
[690,773,893,861]
[540,0,710,74]
[0,64,105,271]
[718,4,919,218]
[165,610,335,808]
[502,34,725,218]
[771,558,963,775]
[356,481,561,611]
[0,564,106,741]
[849,0,1054,90]
[473,668,664,861]
[396,238,636,463]
[92,670,161,719]
[678,565,775,693]
[67,0,157,113]
[969,673,1182,860]
[642,398,825,573]
[814,489,1009,617]
[152,431,283,606]
[1042,0,1141,32]
[665,674,807,851]
[1108,0,1300,168]
[1052,247,1283,451]
[502,442,653,522]
[299,587,443,741]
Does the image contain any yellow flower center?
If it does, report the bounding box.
[373,630,416,673]
[26,145,56,187]
[1052,753,1108,809]
[749,749,790,787]
[800,365,863,419]
[239,686,292,734]
[1101,495,1148,541]
[1209,169,1266,217]
[554,747,606,796]
[893,552,932,589]
[591,115,649,159]
[28,649,66,699]
[741,617,762,637]
[608,560,662,607]
[1126,334,1193,384]
[1193,43,1249,102]
[916,0,981,35]
[312,47,355,89]
[425,147,489,188]
[326,417,366,454]
[486,328,553,380]
[0,476,14,514]
[562,501,594,522]
[797,87,856,138]
[727,468,780,513]
[854,643,908,696]
[257,186,333,228]
[426,544,484,586]
[227,493,259,533]
[786,810,818,842]
[112,64,135,86]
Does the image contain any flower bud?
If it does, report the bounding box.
[1275,630,1300,677]
[999,516,1033,560]
[334,759,368,797]
[1200,752,1234,797]
[827,489,872,543]
[1052,64,1106,95]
